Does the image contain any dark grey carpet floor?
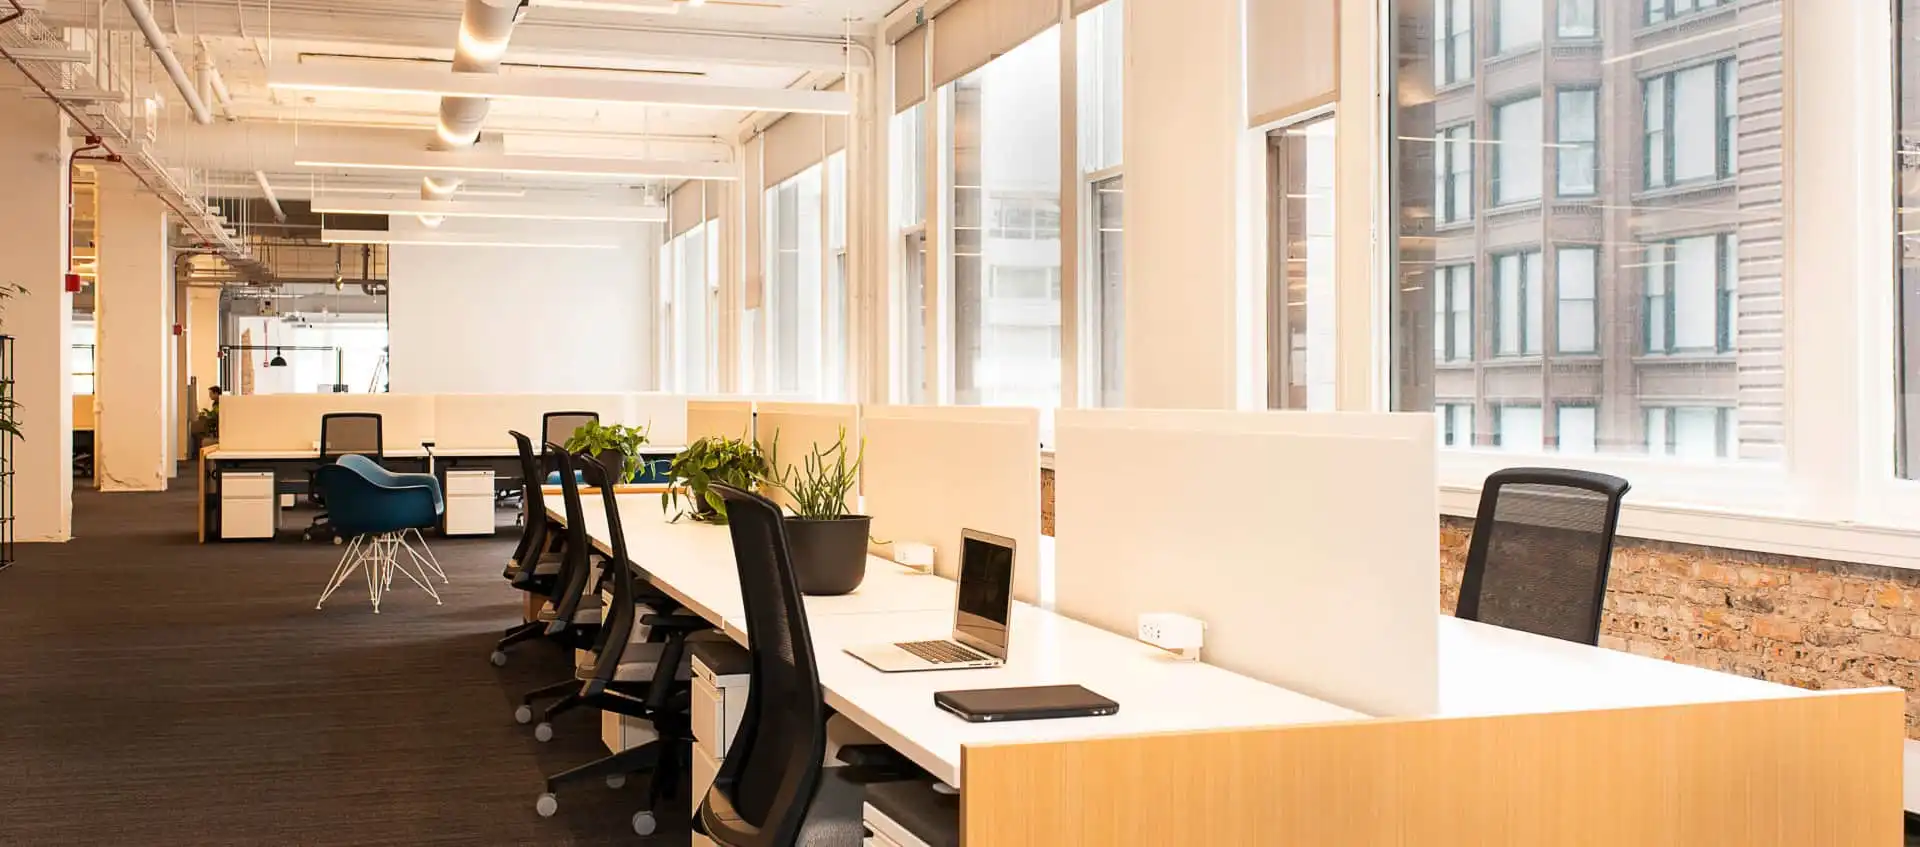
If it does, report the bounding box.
[0,479,683,846]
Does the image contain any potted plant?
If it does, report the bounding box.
[768,427,869,596]
[563,420,650,485]
[662,432,769,524]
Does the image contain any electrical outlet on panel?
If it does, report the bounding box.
[1137,613,1205,661]
[893,541,935,574]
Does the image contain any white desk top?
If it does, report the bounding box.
[725,606,1367,785]
[1436,615,1806,717]
[552,495,1366,786]
[207,446,520,460]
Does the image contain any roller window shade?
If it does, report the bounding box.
[1245,0,1339,128]
[894,26,928,112]
[763,113,827,187]
[744,135,765,310]
[669,182,710,237]
[1072,0,1106,14]
[931,0,1059,89]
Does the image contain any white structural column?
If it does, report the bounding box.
[187,286,220,411]
[1121,0,1245,409]
[0,82,75,540]
[94,169,173,492]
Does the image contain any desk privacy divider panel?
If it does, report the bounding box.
[218,393,437,451]
[630,393,692,445]
[1053,409,1439,717]
[957,687,1903,845]
[430,393,632,450]
[686,399,755,445]
[754,402,860,513]
[861,405,1043,605]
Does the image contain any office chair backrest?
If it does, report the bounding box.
[700,483,826,847]
[507,430,548,573]
[583,460,638,682]
[548,443,596,623]
[319,412,383,461]
[543,411,600,453]
[1457,467,1631,646]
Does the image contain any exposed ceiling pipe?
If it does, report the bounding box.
[197,37,235,120]
[254,171,287,223]
[119,0,213,125]
[422,0,525,202]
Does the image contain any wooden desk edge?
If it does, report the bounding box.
[958,688,1905,846]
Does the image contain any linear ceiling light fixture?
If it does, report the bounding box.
[311,196,668,222]
[322,229,621,249]
[531,0,681,12]
[269,62,853,115]
[294,149,735,182]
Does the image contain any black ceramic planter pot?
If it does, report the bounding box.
[782,515,872,595]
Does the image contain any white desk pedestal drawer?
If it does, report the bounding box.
[863,805,925,847]
[219,471,276,540]
[599,709,659,753]
[443,470,495,536]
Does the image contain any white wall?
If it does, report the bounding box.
[387,223,657,394]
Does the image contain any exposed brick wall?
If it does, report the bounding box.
[1042,468,1920,738]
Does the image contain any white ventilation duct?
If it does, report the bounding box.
[422,0,524,201]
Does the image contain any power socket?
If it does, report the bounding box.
[1137,612,1205,661]
[893,541,935,574]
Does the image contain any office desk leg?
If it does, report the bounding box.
[197,454,208,544]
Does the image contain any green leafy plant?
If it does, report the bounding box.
[0,283,25,440]
[196,406,220,439]
[662,432,770,524]
[563,420,651,482]
[767,426,863,520]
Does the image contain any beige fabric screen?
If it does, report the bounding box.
[931,0,1059,88]
[894,26,928,112]
[1245,0,1339,127]
[763,113,827,187]
[743,135,765,310]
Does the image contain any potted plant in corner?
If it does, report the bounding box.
[662,431,769,524]
[563,420,651,486]
[768,427,869,596]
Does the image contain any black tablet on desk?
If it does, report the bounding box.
[934,684,1118,723]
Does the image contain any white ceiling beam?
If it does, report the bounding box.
[268,62,852,115]
[30,0,865,71]
[310,195,667,223]
[321,229,622,249]
[292,146,736,181]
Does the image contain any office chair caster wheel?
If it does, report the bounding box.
[490,651,508,668]
[534,722,554,742]
[631,811,656,836]
[333,536,343,545]
[535,793,558,818]
[514,705,534,725]
[605,774,626,789]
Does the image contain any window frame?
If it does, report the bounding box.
[1435,123,1475,224]
[1556,0,1598,40]
[1554,245,1600,355]
[1491,249,1543,357]
[1554,87,1600,197]
[1642,57,1738,190]
[1641,233,1737,356]
[1491,94,1545,206]
[1434,0,1473,88]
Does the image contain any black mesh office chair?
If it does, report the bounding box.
[695,483,865,847]
[533,458,715,836]
[543,411,600,477]
[1456,467,1632,646]
[304,412,384,542]
[492,431,566,667]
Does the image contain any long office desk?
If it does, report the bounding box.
[552,495,1369,787]
[551,496,1903,843]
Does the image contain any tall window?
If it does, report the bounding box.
[1556,88,1598,196]
[1438,402,1475,447]
[1493,96,1543,205]
[1434,0,1473,87]
[766,167,824,395]
[1435,265,1474,362]
[1897,0,1920,479]
[1644,58,1737,189]
[893,104,928,403]
[1393,0,1782,466]
[663,222,714,393]
[1646,405,1737,460]
[825,150,849,401]
[944,27,1063,408]
[1267,115,1337,410]
[1495,0,1542,54]
[1493,250,1543,356]
[1436,124,1474,224]
[1080,0,1124,406]
[72,319,96,394]
[1643,234,1736,354]
[1557,0,1596,38]
[1556,246,1597,353]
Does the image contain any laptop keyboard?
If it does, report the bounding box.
[898,640,990,664]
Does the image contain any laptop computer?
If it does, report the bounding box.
[845,529,1015,673]
[934,684,1120,723]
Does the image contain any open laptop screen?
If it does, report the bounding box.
[954,531,1015,658]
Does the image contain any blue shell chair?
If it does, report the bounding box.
[313,459,445,614]
[337,454,449,585]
